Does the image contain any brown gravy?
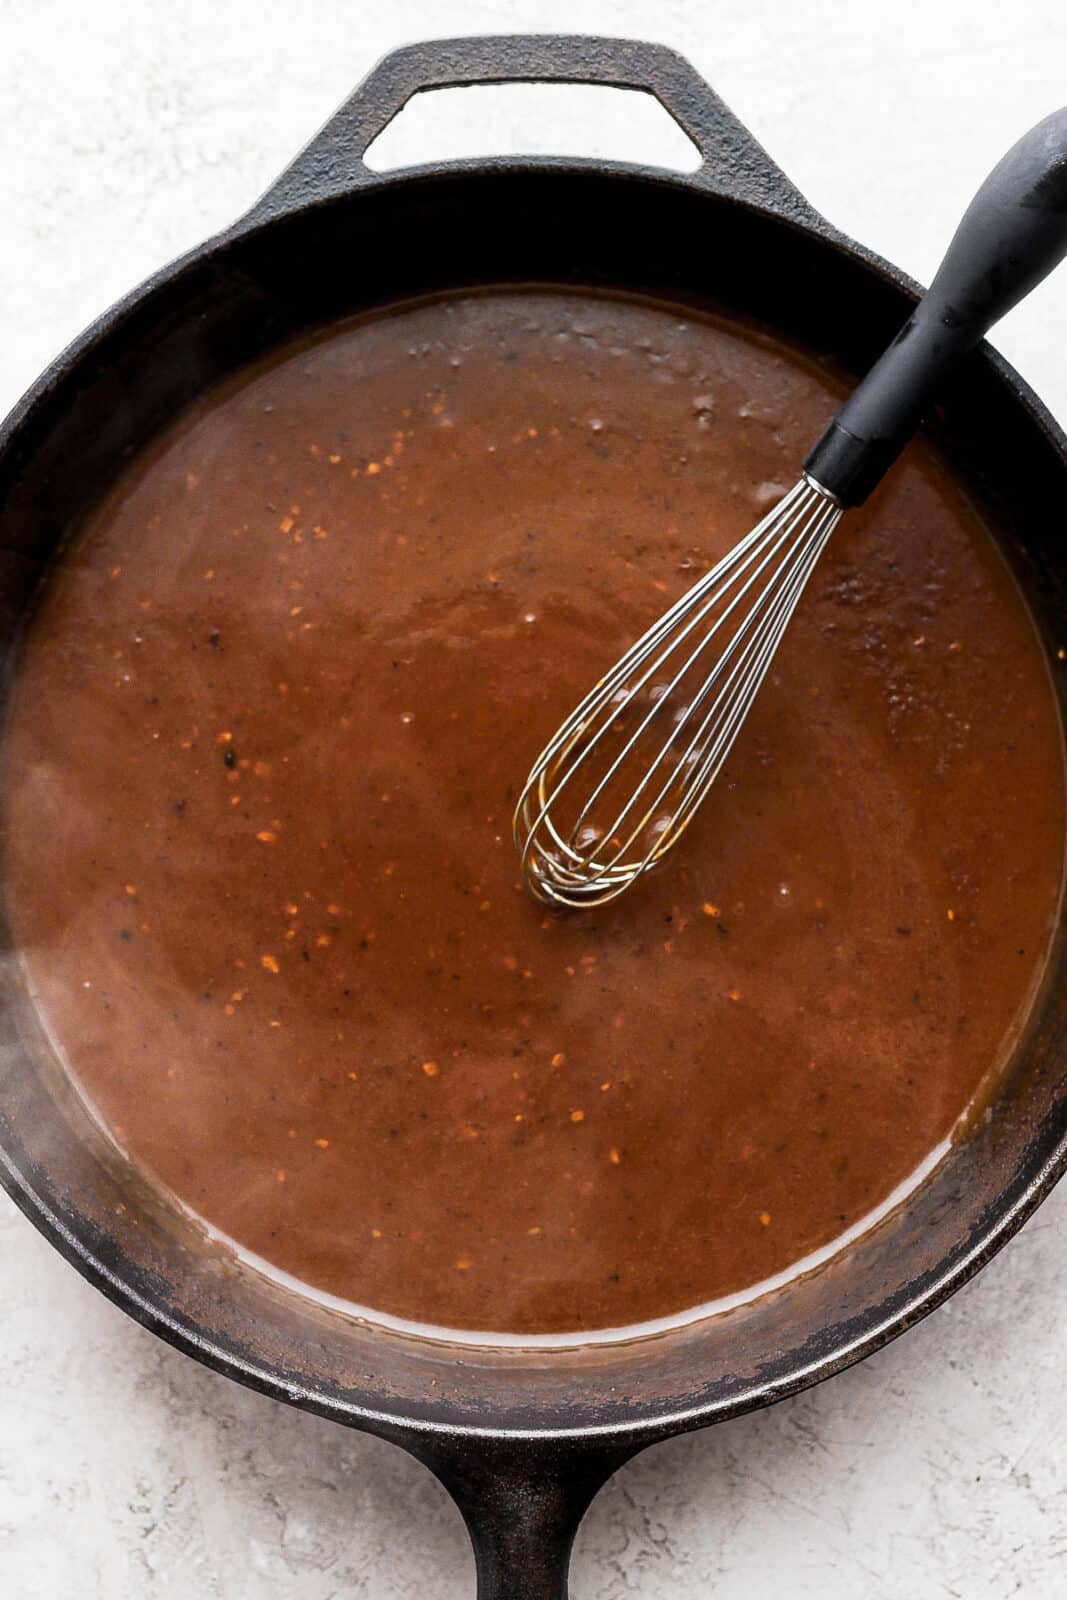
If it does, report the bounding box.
[4,290,1063,1337]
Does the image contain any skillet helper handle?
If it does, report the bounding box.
[247,33,816,223]
[805,107,1067,506]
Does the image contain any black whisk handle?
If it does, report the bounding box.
[805,106,1067,506]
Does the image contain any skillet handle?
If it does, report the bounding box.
[414,1435,638,1599]
[246,33,818,225]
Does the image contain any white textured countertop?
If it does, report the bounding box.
[1,2,1065,1595]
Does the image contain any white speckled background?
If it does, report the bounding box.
[1,2,1065,1595]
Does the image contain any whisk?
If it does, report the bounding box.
[515,107,1067,909]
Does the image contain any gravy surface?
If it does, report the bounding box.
[4,290,1063,1336]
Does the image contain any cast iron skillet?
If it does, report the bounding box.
[1,35,1065,1599]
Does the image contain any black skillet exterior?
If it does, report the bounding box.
[1,36,1065,1600]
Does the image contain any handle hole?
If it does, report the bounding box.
[363,83,702,174]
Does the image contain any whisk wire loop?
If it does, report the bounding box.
[514,480,841,908]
